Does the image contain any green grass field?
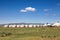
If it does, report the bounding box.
[0,27,60,40]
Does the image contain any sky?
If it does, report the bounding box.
[0,0,60,24]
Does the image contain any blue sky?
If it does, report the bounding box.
[0,0,60,24]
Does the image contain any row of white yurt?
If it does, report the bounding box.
[4,24,41,28]
[9,25,16,27]
[15,24,25,28]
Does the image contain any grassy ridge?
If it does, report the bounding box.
[0,27,60,40]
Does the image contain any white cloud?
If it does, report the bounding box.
[45,13,57,16]
[20,9,27,12]
[25,7,36,11]
[43,9,52,12]
[43,9,49,12]
[20,7,36,12]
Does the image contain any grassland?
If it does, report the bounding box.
[0,27,60,40]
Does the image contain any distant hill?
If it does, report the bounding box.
[2,23,44,25]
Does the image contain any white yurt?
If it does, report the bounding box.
[43,23,51,27]
[33,25,37,27]
[29,24,33,28]
[9,25,12,27]
[4,25,8,27]
[25,25,28,28]
[52,22,60,27]
[12,25,16,27]
[20,24,24,27]
[17,25,20,28]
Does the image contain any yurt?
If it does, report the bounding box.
[20,24,24,28]
[43,23,51,27]
[52,22,60,27]
[17,25,20,28]
[25,25,28,28]
[4,25,8,27]
[29,24,33,28]
[33,25,37,28]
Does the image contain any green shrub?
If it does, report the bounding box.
[0,32,12,37]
